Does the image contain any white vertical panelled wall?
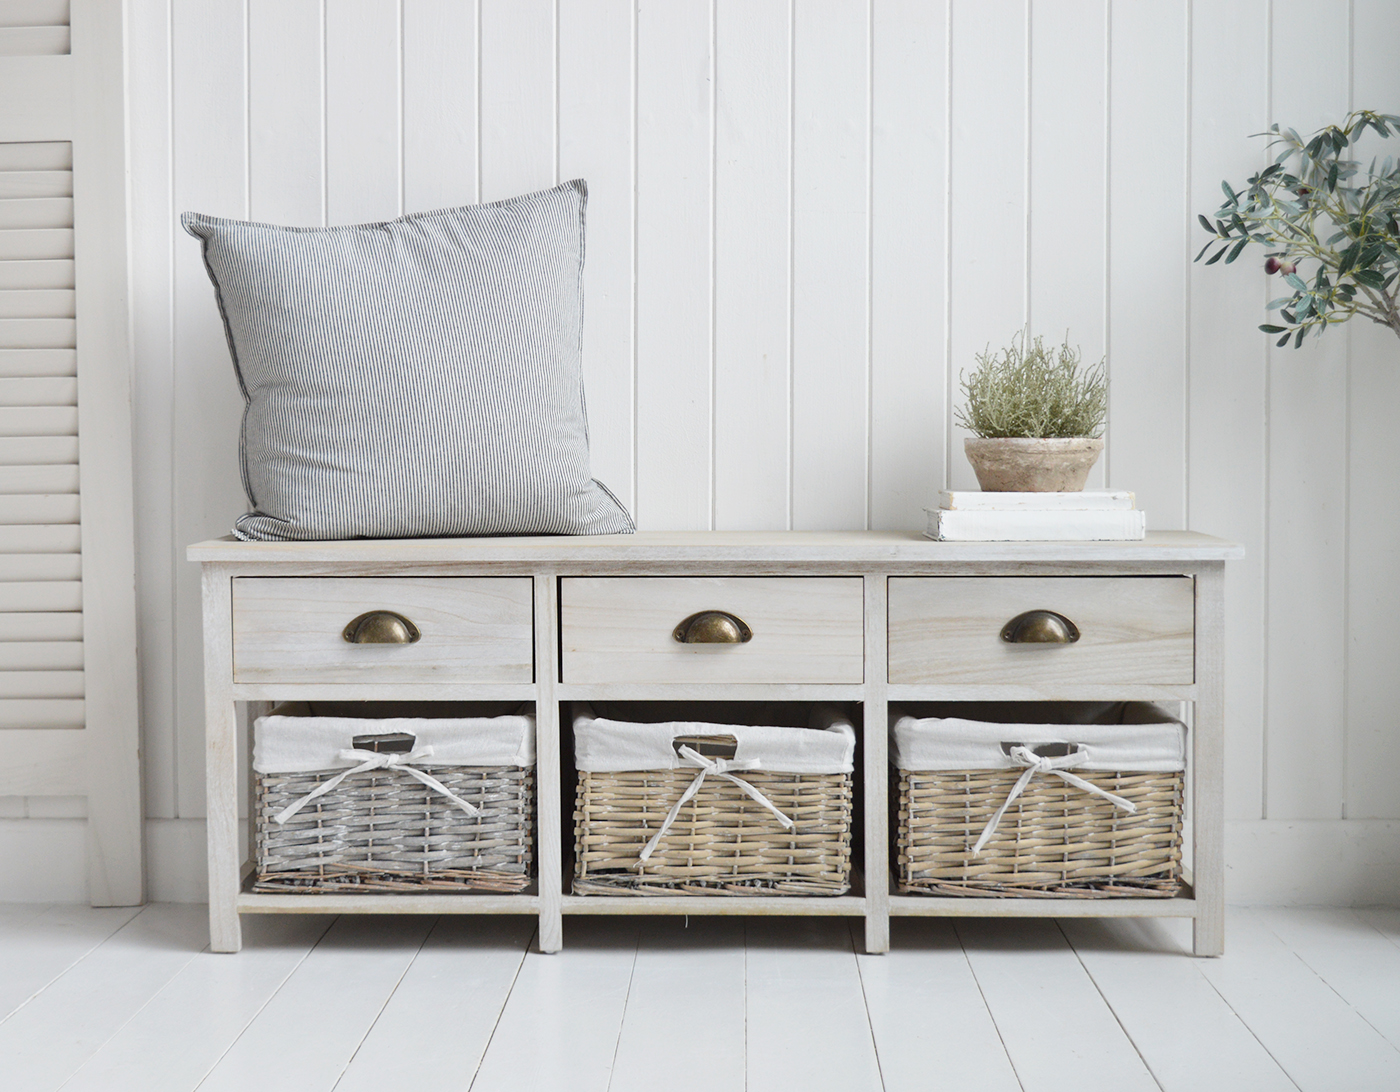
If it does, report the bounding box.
[6,0,1389,902]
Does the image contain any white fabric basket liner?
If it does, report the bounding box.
[573,704,855,774]
[890,706,1185,773]
[254,705,536,774]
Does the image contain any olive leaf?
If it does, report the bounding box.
[1195,110,1400,347]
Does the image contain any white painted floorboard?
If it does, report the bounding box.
[607,917,746,1092]
[955,916,1160,1092]
[333,916,536,1092]
[744,917,884,1092]
[467,916,640,1092]
[1058,916,1296,1092]
[0,903,206,1092]
[61,915,334,1092]
[1,905,1400,1091]
[856,919,1021,1092]
[1253,908,1400,1052]
[1194,907,1400,1092]
[0,902,141,1021]
[196,915,436,1092]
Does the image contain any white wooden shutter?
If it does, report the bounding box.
[0,0,141,904]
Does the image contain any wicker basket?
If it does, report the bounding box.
[892,703,1185,898]
[253,702,535,894]
[572,705,854,896]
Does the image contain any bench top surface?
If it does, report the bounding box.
[188,529,1243,565]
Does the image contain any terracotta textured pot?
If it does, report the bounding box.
[963,437,1104,492]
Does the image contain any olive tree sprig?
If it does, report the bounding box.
[1195,109,1400,347]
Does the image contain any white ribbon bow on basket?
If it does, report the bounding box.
[635,744,796,868]
[969,744,1136,857]
[272,746,482,826]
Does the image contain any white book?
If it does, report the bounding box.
[925,507,1147,541]
[938,489,1135,511]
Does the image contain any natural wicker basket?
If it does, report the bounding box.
[572,705,853,896]
[253,704,534,895]
[574,768,851,896]
[893,703,1184,898]
[896,767,1183,897]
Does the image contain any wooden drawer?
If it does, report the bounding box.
[888,576,1194,686]
[560,577,864,684]
[232,577,534,683]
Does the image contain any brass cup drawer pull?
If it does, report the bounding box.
[343,610,422,645]
[673,610,753,644]
[1000,609,1080,644]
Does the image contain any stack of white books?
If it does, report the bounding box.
[925,490,1146,541]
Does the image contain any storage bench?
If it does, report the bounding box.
[190,530,1240,954]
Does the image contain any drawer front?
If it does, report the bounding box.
[560,577,864,684]
[233,577,534,683]
[888,576,1194,686]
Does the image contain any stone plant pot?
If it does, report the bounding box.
[964,437,1104,492]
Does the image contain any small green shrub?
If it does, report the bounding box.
[955,332,1107,439]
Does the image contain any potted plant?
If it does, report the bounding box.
[955,330,1108,492]
[1195,109,1400,345]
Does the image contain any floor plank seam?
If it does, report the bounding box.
[330,915,441,1091]
[1261,917,1400,1059]
[1353,908,1400,954]
[1292,953,1400,1056]
[602,924,643,1092]
[846,919,887,1092]
[0,904,145,1031]
[465,921,537,1092]
[1055,919,1166,1092]
[742,919,748,1092]
[190,913,338,1092]
[56,940,218,1091]
[950,920,1027,1092]
[1191,946,1305,1092]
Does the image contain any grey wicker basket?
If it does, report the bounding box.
[252,703,535,894]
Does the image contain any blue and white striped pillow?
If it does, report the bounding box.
[182,180,634,541]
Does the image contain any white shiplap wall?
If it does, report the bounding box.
[14,0,1397,902]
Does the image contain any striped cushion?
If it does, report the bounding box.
[182,180,634,541]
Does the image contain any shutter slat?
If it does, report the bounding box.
[0,317,75,347]
[0,198,71,229]
[0,581,81,611]
[0,2,70,30]
[0,554,80,580]
[0,525,79,552]
[0,260,73,290]
[0,348,75,375]
[0,612,82,639]
[0,144,70,172]
[0,376,76,403]
[0,436,78,463]
[0,289,74,318]
[0,406,77,435]
[0,466,76,494]
[0,172,71,199]
[0,26,69,56]
[0,670,81,698]
[0,641,81,669]
[0,699,83,729]
[0,230,73,260]
[0,495,80,524]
